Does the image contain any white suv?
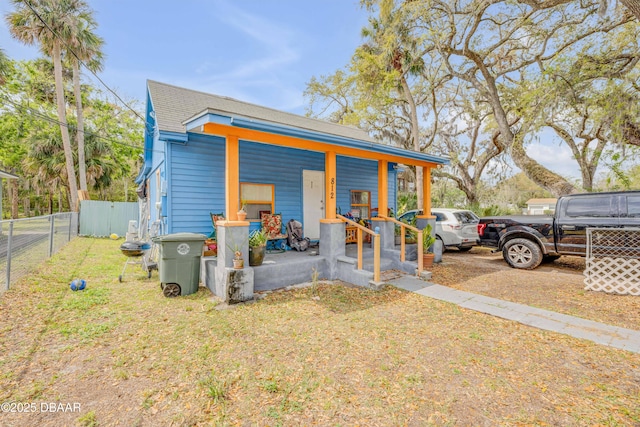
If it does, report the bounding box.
[397,208,480,251]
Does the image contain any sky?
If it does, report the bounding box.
[0,0,368,113]
[0,0,621,184]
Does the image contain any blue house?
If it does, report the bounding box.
[137,81,449,300]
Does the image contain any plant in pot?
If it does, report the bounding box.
[394,224,402,245]
[405,216,418,244]
[422,223,436,268]
[237,199,247,221]
[227,242,244,269]
[248,229,267,266]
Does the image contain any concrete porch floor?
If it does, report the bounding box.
[201,241,423,295]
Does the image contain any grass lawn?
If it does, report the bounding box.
[0,237,639,426]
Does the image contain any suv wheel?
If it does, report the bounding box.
[502,238,543,269]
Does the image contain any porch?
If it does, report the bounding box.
[201,219,429,303]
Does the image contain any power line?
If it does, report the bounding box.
[21,0,154,135]
[0,94,143,150]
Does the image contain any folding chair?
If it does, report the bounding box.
[209,212,225,239]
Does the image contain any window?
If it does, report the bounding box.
[350,190,370,219]
[565,197,612,218]
[454,211,480,224]
[626,196,640,218]
[240,183,274,220]
[432,212,445,222]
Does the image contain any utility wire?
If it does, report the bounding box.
[21,0,154,135]
[0,94,143,150]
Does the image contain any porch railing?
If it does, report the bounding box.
[337,214,381,282]
[378,216,424,276]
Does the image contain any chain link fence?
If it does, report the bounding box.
[0,213,79,291]
[584,227,640,295]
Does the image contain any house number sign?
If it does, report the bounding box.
[330,178,335,200]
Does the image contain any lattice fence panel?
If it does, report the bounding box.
[584,228,640,295]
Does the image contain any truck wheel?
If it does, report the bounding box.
[502,238,543,270]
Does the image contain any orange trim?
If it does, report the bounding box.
[422,166,432,218]
[226,135,240,220]
[377,160,388,218]
[325,151,337,220]
[203,122,440,168]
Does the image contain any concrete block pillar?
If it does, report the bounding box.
[214,222,254,303]
[319,221,346,280]
[372,218,394,251]
[416,216,437,256]
[416,217,436,235]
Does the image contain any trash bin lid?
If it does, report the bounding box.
[152,232,207,242]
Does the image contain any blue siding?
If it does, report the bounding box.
[336,156,378,216]
[389,165,398,216]
[168,135,225,233]
[164,134,398,234]
[240,141,324,226]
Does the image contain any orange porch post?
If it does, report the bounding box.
[377,160,388,217]
[226,135,240,220]
[325,151,337,220]
[421,166,433,218]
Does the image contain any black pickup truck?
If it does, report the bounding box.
[478,191,640,269]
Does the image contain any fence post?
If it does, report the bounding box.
[49,214,55,257]
[68,213,73,242]
[6,221,14,291]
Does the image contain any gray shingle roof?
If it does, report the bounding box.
[147,80,377,143]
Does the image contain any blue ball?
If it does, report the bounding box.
[70,279,86,291]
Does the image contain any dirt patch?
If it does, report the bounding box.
[431,247,640,330]
[0,238,639,426]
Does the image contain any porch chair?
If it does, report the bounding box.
[261,213,288,253]
[209,212,225,239]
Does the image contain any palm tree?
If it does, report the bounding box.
[0,47,10,84]
[66,14,103,193]
[359,5,429,209]
[6,0,92,212]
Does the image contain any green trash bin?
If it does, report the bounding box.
[152,232,207,297]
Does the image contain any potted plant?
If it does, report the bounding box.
[227,242,244,269]
[422,223,437,268]
[394,224,402,245]
[232,249,244,269]
[248,229,267,266]
[237,199,247,221]
[404,216,418,244]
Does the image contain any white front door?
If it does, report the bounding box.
[303,170,324,240]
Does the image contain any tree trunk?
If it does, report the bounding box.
[52,40,79,212]
[11,179,18,219]
[511,135,577,197]
[73,59,88,192]
[479,72,577,196]
[401,76,423,209]
[619,0,640,20]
